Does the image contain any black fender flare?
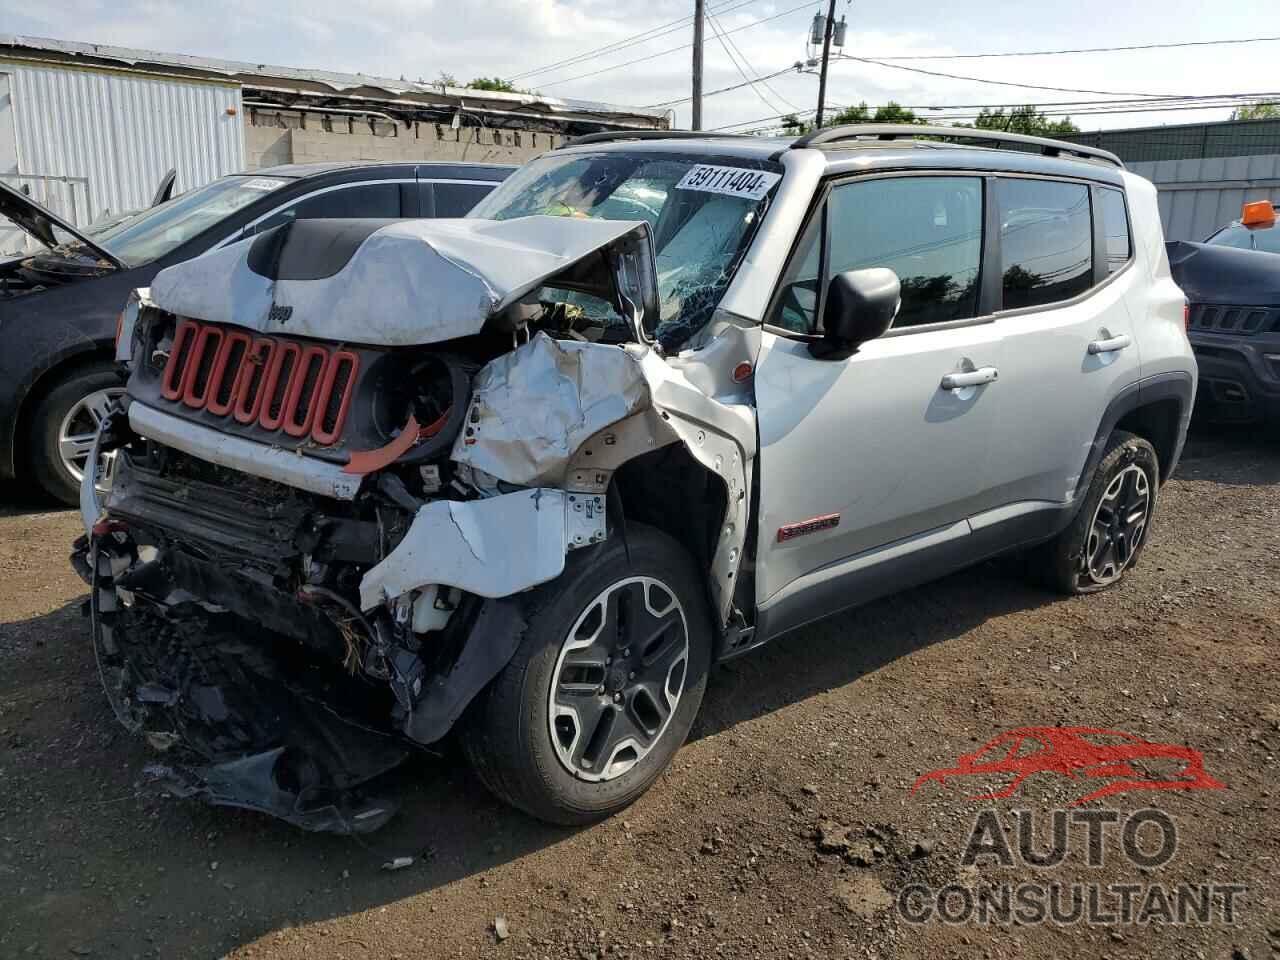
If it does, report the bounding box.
[1072,371,1194,504]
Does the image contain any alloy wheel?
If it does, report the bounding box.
[548,576,689,783]
[58,387,125,491]
[1084,464,1151,586]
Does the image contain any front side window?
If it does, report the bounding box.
[770,176,982,333]
[469,153,778,348]
[996,178,1092,310]
[1098,187,1132,274]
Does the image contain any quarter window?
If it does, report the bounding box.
[827,176,983,329]
[1098,187,1131,274]
[996,178,1092,310]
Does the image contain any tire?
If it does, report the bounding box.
[1033,430,1159,595]
[28,362,125,506]
[462,524,713,825]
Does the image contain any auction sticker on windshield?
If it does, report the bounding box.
[241,178,288,192]
[676,165,780,200]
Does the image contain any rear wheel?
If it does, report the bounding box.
[1034,430,1159,594]
[462,525,712,825]
[29,362,125,506]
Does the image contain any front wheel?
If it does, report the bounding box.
[28,362,125,505]
[462,524,712,825]
[1034,430,1159,594]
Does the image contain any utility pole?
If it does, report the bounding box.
[814,0,837,128]
[691,0,704,130]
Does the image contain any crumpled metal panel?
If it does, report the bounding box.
[453,333,650,487]
[149,216,655,347]
[359,488,569,611]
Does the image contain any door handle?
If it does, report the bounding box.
[1088,333,1132,354]
[940,367,999,390]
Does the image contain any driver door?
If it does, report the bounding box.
[754,174,1005,631]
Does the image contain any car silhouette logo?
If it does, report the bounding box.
[911,726,1225,806]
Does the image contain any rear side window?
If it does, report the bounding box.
[1098,187,1131,274]
[431,181,496,217]
[294,182,401,219]
[996,178,1092,310]
[253,182,402,233]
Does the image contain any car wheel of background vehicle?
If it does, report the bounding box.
[28,363,125,506]
[462,524,712,826]
[1033,430,1159,595]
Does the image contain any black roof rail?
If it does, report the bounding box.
[790,124,1124,169]
[558,130,751,149]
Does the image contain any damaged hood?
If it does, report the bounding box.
[0,180,125,268]
[149,215,657,346]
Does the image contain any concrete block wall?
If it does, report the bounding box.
[244,114,561,169]
[245,125,292,169]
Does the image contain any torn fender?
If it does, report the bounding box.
[358,488,598,611]
[452,332,651,487]
[149,216,656,347]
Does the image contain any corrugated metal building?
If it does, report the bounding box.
[0,55,243,233]
[1127,154,1280,244]
[1064,119,1280,241]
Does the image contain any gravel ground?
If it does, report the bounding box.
[1,431,1277,960]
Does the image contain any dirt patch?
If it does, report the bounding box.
[1,432,1278,959]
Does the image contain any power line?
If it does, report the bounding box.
[709,95,1280,133]
[872,36,1280,62]
[510,0,758,81]
[644,66,799,109]
[710,9,804,113]
[534,0,816,90]
[836,55,1193,99]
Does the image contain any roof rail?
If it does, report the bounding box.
[789,124,1124,168]
[558,130,750,149]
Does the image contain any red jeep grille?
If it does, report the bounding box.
[160,319,359,445]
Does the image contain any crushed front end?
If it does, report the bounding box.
[72,210,754,833]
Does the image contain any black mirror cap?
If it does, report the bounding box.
[809,267,900,360]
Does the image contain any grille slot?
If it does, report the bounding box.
[313,351,360,445]
[1189,303,1279,336]
[233,338,275,424]
[161,320,199,400]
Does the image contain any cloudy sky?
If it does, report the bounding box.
[3,0,1278,132]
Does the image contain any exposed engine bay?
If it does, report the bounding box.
[75,212,758,833]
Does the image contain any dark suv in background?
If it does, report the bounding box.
[1168,200,1280,424]
[0,161,512,502]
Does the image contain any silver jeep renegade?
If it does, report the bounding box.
[76,126,1194,831]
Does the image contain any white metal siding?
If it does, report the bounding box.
[1129,153,1280,243]
[1,58,244,225]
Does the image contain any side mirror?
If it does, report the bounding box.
[808,267,900,360]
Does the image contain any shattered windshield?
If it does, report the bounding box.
[468,152,780,349]
[84,175,289,266]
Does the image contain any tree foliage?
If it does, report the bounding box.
[467,77,519,92]
[779,101,924,135]
[969,105,1079,136]
[1231,101,1280,121]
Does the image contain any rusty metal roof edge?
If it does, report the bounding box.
[0,34,668,122]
